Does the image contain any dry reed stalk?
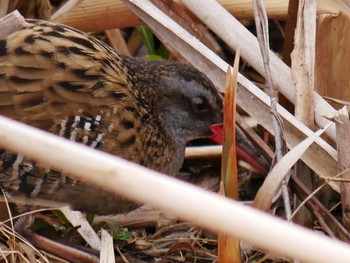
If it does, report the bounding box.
[316,2,350,106]
[52,0,290,31]
[333,107,350,232]
[0,115,349,262]
[100,229,115,263]
[290,174,350,242]
[105,29,131,56]
[253,0,290,218]
[185,146,222,159]
[0,10,25,38]
[51,0,341,31]
[291,0,316,128]
[291,0,317,227]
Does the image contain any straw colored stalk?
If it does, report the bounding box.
[291,0,316,128]
[0,115,350,262]
[52,0,289,31]
[0,10,25,38]
[52,0,340,32]
[316,1,350,106]
[291,0,317,226]
[252,0,292,218]
[333,107,350,232]
[185,146,222,159]
[253,123,332,212]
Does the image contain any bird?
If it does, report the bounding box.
[0,19,223,215]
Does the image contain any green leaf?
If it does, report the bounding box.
[93,221,108,232]
[52,210,70,225]
[114,227,132,241]
[137,26,157,55]
[146,54,165,61]
[86,213,95,225]
[158,44,170,60]
[31,218,61,240]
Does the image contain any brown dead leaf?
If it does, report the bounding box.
[253,122,333,212]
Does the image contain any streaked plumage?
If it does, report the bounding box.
[0,20,222,214]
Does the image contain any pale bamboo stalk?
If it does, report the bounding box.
[100,229,115,263]
[60,207,101,250]
[292,0,316,127]
[315,4,350,104]
[291,0,317,226]
[122,0,338,190]
[52,0,340,32]
[105,29,131,56]
[0,10,25,38]
[333,107,350,231]
[52,0,288,31]
[52,0,141,31]
[185,146,222,159]
[0,116,349,262]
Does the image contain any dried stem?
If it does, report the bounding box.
[0,10,26,38]
[291,0,317,227]
[253,0,291,218]
[333,107,350,231]
[0,114,349,262]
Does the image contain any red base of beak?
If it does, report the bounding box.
[209,124,269,175]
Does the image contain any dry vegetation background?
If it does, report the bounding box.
[1,0,350,262]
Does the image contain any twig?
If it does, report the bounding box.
[290,173,350,242]
[290,0,317,227]
[333,107,350,231]
[252,0,291,219]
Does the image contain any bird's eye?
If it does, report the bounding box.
[191,97,209,113]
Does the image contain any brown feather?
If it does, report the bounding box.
[0,19,223,214]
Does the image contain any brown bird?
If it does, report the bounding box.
[0,19,223,215]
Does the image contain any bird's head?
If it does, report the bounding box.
[156,62,223,144]
[127,59,223,144]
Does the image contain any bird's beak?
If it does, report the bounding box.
[208,123,223,145]
[209,124,270,175]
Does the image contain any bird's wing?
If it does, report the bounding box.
[0,19,133,132]
[0,20,144,213]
